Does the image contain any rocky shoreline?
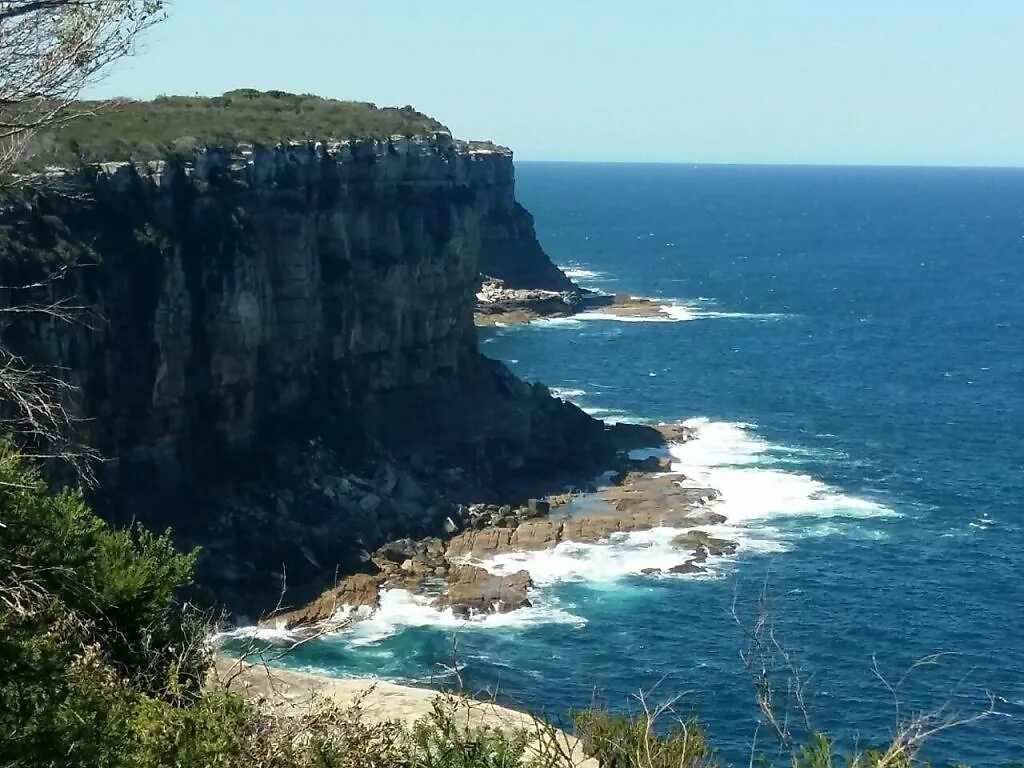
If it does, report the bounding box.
[474,277,683,326]
[259,423,734,633]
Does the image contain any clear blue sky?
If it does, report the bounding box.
[85,1,1024,166]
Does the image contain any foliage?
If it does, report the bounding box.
[412,696,533,768]
[27,89,449,166]
[573,707,716,768]
[0,443,204,696]
[0,0,165,178]
[0,439,209,766]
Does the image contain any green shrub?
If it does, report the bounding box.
[0,442,206,698]
[30,90,448,166]
[573,707,715,768]
[412,696,532,768]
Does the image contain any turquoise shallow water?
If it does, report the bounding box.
[245,163,1024,766]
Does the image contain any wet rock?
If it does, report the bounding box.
[374,538,420,564]
[668,562,706,575]
[438,565,532,617]
[654,423,697,443]
[562,515,621,543]
[510,518,562,550]
[670,530,738,557]
[619,455,674,476]
[685,509,727,525]
[445,527,514,558]
[259,573,382,630]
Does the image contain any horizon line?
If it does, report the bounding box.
[511,157,1024,171]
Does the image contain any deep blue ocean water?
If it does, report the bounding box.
[266,163,1024,766]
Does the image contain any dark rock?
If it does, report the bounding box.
[373,538,419,564]
[671,530,738,557]
[359,493,382,512]
[668,562,706,575]
[527,498,550,516]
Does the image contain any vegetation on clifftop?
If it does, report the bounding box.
[26,89,448,165]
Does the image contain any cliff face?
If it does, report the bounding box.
[1,135,612,608]
[480,202,576,292]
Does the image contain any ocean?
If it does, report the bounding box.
[254,162,1024,766]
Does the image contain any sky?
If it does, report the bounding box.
[85,1,1024,166]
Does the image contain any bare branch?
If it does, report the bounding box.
[731,576,812,750]
[0,346,99,484]
[0,0,165,178]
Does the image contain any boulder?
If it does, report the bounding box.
[562,514,621,543]
[510,518,562,550]
[258,573,381,630]
[374,538,419,564]
[438,565,532,617]
[359,492,382,512]
[527,498,551,516]
[445,527,514,558]
[654,422,697,443]
[668,562,706,575]
[685,509,727,526]
[641,455,674,473]
[670,530,738,557]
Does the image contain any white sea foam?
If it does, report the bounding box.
[484,529,740,585]
[346,589,585,644]
[533,317,584,328]
[551,387,587,399]
[215,624,302,646]
[573,310,680,323]
[580,406,647,424]
[218,588,585,649]
[669,418,896,524]
[561,267,605,280]
[467,418,894,589]
[570,299,788,325]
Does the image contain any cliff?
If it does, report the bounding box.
[480,202,576,292]
[0,134,613,610]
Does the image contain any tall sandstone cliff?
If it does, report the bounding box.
[0,135,609,610]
